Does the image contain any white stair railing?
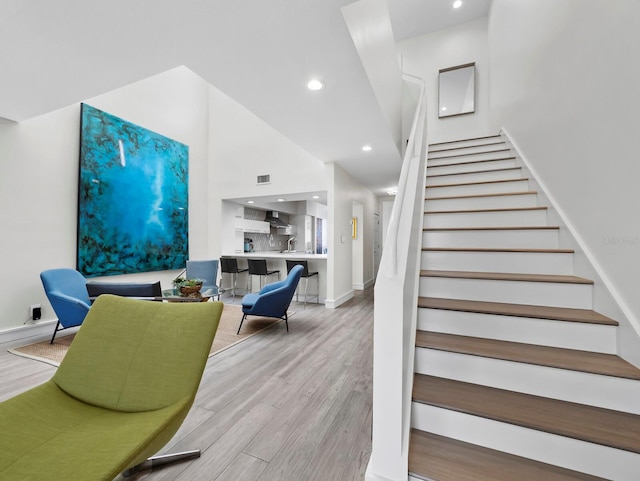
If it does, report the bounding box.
[366,75,428,481]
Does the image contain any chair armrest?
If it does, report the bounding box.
[259,280,286,294]
[50,292,91,311]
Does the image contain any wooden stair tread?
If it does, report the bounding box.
[429,148,511,160]
[418,296,615,325]
[427,141,505,154]
[426,190,536,201]
[425,206,547,215]
[429,135,502,147]
[424,225,559,232]
[420,269,594,285]
[422,247,574,254]
[425,177,529,189]
[428,156,516,167]
[413,374,640,453]
[428,166,521,178]
[416,331,640,380]
[409,430,609,481]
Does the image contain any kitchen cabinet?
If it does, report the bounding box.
[235,218,270,234]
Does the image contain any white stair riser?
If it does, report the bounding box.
[428,143,507,157]
[415,349,637,413]
[424,209,547,229]
[423,229,559,249]
[427,168,522,186]
[429,151,512,165]
[417,308,616,353]
[425,193,538,211]
[421,250,574,275]
[419,277,592,309]
[429,137,503,151]
[411,403,640,481]
[427,158,517,176]
[425,179,530,198]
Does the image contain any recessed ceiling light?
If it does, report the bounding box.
[277,198,285,202]
[307,79,324,91]
[441,106,447,111]
[247,200,254,204]
[312,195,320,199]
[362,145,372,152]
[453,0,462,8]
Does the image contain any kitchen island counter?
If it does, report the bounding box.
[220,252,327,302]
[225,252,327,260]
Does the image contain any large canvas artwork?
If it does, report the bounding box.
[77,104,189,277]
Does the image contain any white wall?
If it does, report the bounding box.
[0,65,362,341]
[208,84,328,202]
[398,17,491,143]
[327,163,377,307]
[488,0,640,364]
[0,67,210,337]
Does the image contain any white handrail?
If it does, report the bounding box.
[366,74,428,481]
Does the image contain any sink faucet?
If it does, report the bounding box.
[287,236,296,252]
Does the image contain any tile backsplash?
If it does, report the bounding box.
[243,207,291,252]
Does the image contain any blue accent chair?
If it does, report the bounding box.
[238,264,304,334]
[40,268,91,344]
[186,259,219,293]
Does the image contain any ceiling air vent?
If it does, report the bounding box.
[257,174,270,185]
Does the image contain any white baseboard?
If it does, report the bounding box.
[353,278,375,291]
[0,319,58,348]
[325,290,354,309]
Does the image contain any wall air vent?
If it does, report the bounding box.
[257,174,271,185]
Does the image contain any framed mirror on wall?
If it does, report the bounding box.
[438,62,475,118]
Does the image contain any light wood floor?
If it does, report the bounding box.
[0,288,374,481]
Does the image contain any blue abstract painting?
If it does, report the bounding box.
[77,103,189,277]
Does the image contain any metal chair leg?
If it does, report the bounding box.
[237,313,247,335]
[50,321,61,344]
[123,450,201,477]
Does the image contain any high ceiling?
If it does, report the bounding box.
[0,0,490,196]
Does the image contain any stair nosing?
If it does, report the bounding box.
[428,156,515,168]
[424,225,559,232]
[425,206,547,215]
[429,134,502,147]
[427,141,506,153]
[413,374,640,454]
[425,177,529,189]
[420,269,594,285]
[409,429,610,481]
[427,167,521,179]
[429,149,511,160]
[416,331,636,379]
[422,247,575,254]
[418,296,615,325]
[425,190,537,201]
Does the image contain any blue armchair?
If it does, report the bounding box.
[40,268,91,344]
[238,264,303,334]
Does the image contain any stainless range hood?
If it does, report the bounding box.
[264,211,289,228]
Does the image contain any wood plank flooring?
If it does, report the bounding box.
[0,288,374,481]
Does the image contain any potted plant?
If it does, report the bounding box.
[172,277,204,298]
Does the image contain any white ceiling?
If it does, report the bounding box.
[0,0,490,196]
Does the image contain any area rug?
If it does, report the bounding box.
[8,304,292,367]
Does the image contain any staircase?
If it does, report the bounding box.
[409,135,640,481]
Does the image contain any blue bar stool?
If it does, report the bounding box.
[247,259,279,291]
[220,258,249,298]
[286,260,319,308]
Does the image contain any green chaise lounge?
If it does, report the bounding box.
[0,294,223,480]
